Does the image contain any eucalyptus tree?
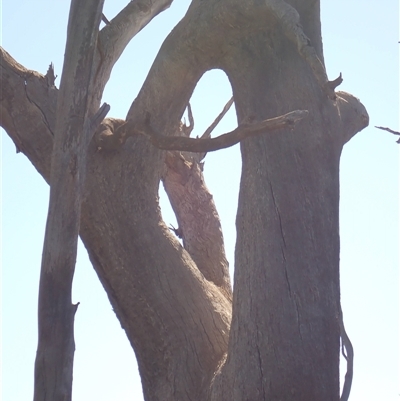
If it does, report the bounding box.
[0,0,368,400]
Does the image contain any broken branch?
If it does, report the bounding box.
[327,73,343,91]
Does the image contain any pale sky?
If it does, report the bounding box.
[1,1,399,400]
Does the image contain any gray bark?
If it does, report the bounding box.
[33,1,105,400]
[0,0,369,400]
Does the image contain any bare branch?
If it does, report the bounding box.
[86,102,110,146]
[181,103,194,137]
[200,97,234,140]
[163,150,232,302]
[133,109,308,152]
[45,63,57,87]
[95,0,174,81]
[376,126,400,143]
[101,13,111,25]
[194,96,235,162]
[327,73,343,91]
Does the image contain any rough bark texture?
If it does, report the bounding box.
[33,2,105,400]
[1,0,369,400]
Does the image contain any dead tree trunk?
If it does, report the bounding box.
[33,1,106,400]
[1,0,369,400]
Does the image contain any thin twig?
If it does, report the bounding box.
[195,96,234,161]
[376,126,400,143]
[201,97,234,140]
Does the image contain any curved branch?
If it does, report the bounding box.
[94,0,174,85]
[134,109,308,152]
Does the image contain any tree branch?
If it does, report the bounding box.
[201,97,234,140]
[86,102,110,146]
[133,109,308,152]
[327,73,343,91]
[195,96,235,162]
[375,126,400,143]
[163,150,233,301]
[161,100,236,301]
[94,0,174,85]
[0,47,55,180]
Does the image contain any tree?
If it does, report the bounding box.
[2,0,393,400]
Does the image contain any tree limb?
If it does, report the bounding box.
[201,97,235,140]
[375,126,400,143]
[193,96,235,162]
[327,73,343,91]
[93,0,174,85]
[132,109,308,152]
[161,100,235,301]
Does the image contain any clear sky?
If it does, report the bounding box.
[1,1,399,400]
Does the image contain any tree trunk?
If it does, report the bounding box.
[0,0,369,400]
[212,32,343,401]
[33,1,106,400]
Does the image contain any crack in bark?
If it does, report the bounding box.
[268,180,286,248]
[24,79,54,135]
[199,317,216,355]
[293,298,303,341]
[255,344,267,401]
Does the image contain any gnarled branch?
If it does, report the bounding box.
[134,109,309,152]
